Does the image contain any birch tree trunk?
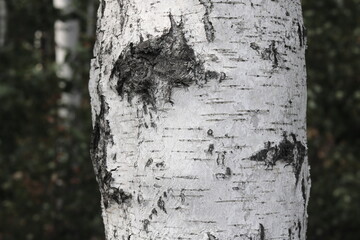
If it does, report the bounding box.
[89,0,310,239]
[0,0,6,47]
[54,0,81,119]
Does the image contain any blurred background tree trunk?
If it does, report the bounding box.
[0,0,6,47]
[53,0,80,120]
[90,0,309,239]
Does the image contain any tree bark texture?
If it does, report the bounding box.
[89,0,309,239]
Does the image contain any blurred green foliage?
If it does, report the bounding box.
[0,0,359,240]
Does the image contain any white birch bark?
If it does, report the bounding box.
[0,0,7,47]
[89,0,310,239]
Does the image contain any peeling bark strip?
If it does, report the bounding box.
[249,132,306,184]
[90,96,132,208]
[199,0,215,42]
[111,14,221,109]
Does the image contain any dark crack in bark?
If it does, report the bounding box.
[116,0,128,33]
[111,14,219,110]
[298,220,302,239]
[90,95,132,208]
[199,0,216,42]
[249,132,306,185]
[259,223,265,240]
[262,41,279,68]
[157,196,167,213]
[207,232,218,240]
[297,22,306,48]
[251,41,281,69]
[301,177,306,202]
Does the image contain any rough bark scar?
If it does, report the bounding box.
[199,0,216,42]
[90,95,132,208]
[248,132,306,185]
[111,14,221,110]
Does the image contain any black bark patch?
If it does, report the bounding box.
[259,223,265,240]
[108,187,132,204]
[301,177,306,202]
[251,41,281,69]
[250,42,261,52]
[207,232,218,240]
[155,161,165,168]
[157,196,167,213]
[145,158,153,168]
[215,167,232,180]
[249,132,307,185]
[207,144,215,155]
[143,219,150,232]
[149,208,158,220]
[261,41,279,68]
[297,22,303,47]
[180,189,186,203]
[100,0,106,17]
[216,152,226,166]
[297,22,306,48]
[137,194,144,204]
[207,129,214,136]
[199,0,216,42]
[219,72,226,82]
[111,14,212,110]
[225,167,232,176]
[92,118,101,152]
[288,228,292,239]
[151,208,158,216]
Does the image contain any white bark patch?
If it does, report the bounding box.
[89,0,310,239]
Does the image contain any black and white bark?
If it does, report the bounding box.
[89,0,310,239]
